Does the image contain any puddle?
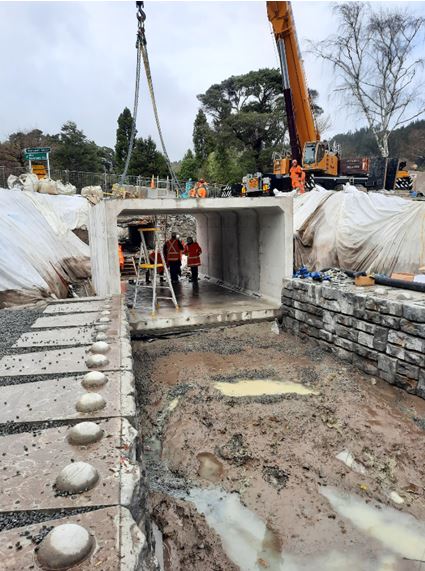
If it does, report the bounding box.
[213,379,317,397]
[183,486,422,570]
[321,486,425,563]
[197,452,224,482]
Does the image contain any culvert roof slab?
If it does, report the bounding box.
[0,344,121,377]
[0,506,144,571]
[0,371,124,424]
[0,419,122,512]
[43,295,121,315]
[31,312,103,329]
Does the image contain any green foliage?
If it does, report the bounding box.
[193,110,214,163]
[128,136,168,177]
[53,122,102,172]
[332,119,425,169]
[178,149,199,180]
[0,129,55,175]
[195,68,323,183]
[115,107,134,173]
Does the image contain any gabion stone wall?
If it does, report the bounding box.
[280,278,425,399]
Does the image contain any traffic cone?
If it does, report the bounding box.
[150,175,155,189]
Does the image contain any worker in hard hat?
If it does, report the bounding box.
[164,232,184,283]
[290,159,306,194]
[197,179,208,198]
[184,236,202,283]
[118,244,125,272]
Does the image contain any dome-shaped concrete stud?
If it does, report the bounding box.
[55,462,99,493]
[98,316,111,323]
[100,310,110,316]
[36,523,94,570]
[67,422,103,445]
[95,332,108,342]
[90,341,110,354]
[94,324,109,332]
[85,354,109,369]
[76,393,106,413]
[82,371,108,389]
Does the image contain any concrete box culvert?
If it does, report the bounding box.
[89,197,293,305]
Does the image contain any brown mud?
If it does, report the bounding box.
[133,323,425,570]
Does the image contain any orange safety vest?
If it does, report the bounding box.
[184,242,202,266]
[165,239,182,263]
[290,165,306,193]
[189,188,197,198]
[197,186,207,198]
[118,244,124,270]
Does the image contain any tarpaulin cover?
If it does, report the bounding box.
[0,189,90,307]
[294,185,425,274]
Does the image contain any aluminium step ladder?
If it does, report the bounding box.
[132,225,179,316]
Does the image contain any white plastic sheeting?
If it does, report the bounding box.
[0,189,90,307]
[24,192,90,230]
[294,185,425,274]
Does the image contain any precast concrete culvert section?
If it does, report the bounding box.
[132,322,425,571]
[89,198,293,333]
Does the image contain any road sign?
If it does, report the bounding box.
[25,147,51,153]
[24,152,48,161]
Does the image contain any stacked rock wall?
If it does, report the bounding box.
[281,279,425,399]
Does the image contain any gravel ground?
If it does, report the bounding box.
[0,305,45,360]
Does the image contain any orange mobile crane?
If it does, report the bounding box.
[267,1,412,191]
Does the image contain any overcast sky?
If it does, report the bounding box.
[1,1,424,161]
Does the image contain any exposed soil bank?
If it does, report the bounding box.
[133,323,425,570]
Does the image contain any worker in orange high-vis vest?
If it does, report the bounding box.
[184,236,202,283]
[118,244,124,271]
[164,232,184,283]
[290,159,305,194]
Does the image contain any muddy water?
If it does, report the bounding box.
[214,379,317,397]
[197,452,224,482]
[186,486,424,570]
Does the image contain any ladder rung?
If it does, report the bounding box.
[140,227,160,232]
[140,263,163,269]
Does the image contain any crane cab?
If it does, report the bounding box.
[302,141,338,176]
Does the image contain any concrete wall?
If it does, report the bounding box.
[281,278,425,399]
[89,197,293,304]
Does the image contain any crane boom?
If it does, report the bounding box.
[267,1,319,161]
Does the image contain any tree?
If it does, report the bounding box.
[0,129,54,176]
[115,107,134,173]
[178,149,199,180]
[53,121,102,172]
[197,68,323,181]
[192,110,214,164]
[310,3,425,157]
[128,136,168,177]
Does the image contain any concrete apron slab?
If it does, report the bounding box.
[0,370,135,424]
[32,312,103,329]
[0,418,138,512]
[13,326,96,348]
[0,344,121,377]
[0,506,146,571]
[43,300,107,314]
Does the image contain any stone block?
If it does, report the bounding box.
[335,324,358,342]
[332,346,353,363]
[378,370,396,385]
[387,330,407,346]
[386,344,405,360]
[355,344,379,362]
[378,300,403,317]
[321,286,339,300]
[379,314,400,329]
[400,319,425,339]
[293,300,323,317]
[396,361,419,380]
[378,354,397,375]
[358,331,374,349]
[352,354,379,376]
[334,337,354,352]
[354,320,376,335]
[319,329,333,343]
[335,314,353,327]
[373,326,388,352]
[403,304,425,323]
[393,374,417,394]
[282,279,293,291]
[322,299,340,312]
[404,350,425,368]
[417,369,425,399]
[335,291,354,316]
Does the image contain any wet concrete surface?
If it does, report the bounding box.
[133,322,425,571]
[126,279,280,334]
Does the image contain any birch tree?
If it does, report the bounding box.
[310,3,424,157]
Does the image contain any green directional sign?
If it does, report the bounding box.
[25,147,51,153]
[24,152,48,161]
